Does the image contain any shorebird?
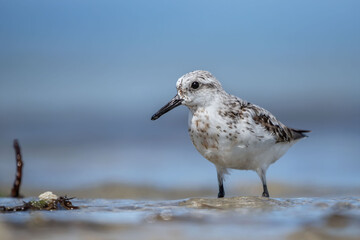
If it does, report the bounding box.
[151,70,309,198]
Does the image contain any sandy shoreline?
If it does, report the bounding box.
[1,182,359,199]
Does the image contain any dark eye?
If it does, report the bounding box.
[191,81,199,89]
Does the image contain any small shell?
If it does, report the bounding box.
[38,191,58,203]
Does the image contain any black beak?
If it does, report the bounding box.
[151,94,183,120]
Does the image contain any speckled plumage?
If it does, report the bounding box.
[152,70,309,198]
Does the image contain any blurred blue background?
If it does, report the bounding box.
[0,0,359,194]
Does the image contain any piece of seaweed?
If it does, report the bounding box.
[0,196,79,212]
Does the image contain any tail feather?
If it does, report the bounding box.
[290,128,311,140]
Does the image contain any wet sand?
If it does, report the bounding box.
[1,184,360,240]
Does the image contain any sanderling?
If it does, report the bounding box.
[151,70,309,198]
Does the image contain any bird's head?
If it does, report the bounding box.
[151,70,223,120]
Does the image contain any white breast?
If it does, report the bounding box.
[188,107,295,171]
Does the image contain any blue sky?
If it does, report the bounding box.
[0,0,359,140]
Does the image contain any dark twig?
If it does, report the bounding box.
[11,139,23,198]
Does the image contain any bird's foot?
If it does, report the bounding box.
[262,192,270,198]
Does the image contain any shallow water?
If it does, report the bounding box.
[0,127,359,192]
[1,197,360,240]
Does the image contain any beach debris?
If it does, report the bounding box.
[1,140,79,212]
[11,139,23,198]
[0,191,79,212]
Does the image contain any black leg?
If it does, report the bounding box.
[257,168,270,198]
[217,171,225,198]
[218,182,225,198]
[262,184,269,198]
